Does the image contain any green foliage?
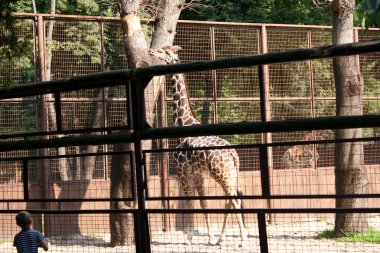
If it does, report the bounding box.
[50,21,102,65]
[0,102,37,135]
[193,78,260,144]
[181,0,332,26]
[318,228,380,243]
[357,0,380,28]
[0,18,34,88]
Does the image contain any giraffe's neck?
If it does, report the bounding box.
[172,73,200,126]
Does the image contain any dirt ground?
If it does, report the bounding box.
[2,218,380,253]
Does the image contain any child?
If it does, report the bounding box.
[13,211,49,253]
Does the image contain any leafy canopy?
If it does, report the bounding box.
[357,0,380,28]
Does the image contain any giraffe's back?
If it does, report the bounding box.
[176,136,240,190]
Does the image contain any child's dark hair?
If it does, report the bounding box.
[16,211,32,229]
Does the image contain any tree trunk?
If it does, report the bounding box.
[82,87,109,180]
[110,147,135,246]
[332,0,368,237]
[43,0,71,181]
[110,0,149,246]
[110,0,185,246]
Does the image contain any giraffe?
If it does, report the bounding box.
[149,46,247,246]
[281,130,332,169]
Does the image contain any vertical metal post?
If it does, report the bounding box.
[37,15,46,81]
[22,159,29,201]
[99,22,109,178]
[307,30,316,119]
[259,25,274,222]
[259,146,271,198]
[131,77,152,253]
[307,30,318,169]
[37,14,50,236]
[54,92,62,131]
[257,212,269,253]
[99,21,105,72]
[33,16,38,83]
[210,26,218,123]
[159,88,170,231]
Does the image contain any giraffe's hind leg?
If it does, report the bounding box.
[217,199,231,246]
[233,198,248,247]
[217,194,247,247]
[194,175,215,245]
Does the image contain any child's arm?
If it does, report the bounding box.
[39,238,49,251]
[13,238,20,253]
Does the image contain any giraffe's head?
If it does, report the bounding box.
[149,46,182,64]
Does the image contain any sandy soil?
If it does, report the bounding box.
[2,218,380,253]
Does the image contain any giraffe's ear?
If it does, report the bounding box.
[171,46,182,52]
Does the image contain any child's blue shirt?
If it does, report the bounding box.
[14,228,44,253]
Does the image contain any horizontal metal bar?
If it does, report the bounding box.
[0,115,378,152]
[2,96,380,103]
[12,12,380,30]
[0,126,130,140]
[0,209,138,214]
[145,193,380,201]
[1,208,380,215]
[0,151,131,162]
[1,41,379,100]
[145,208,380,214]
[0,198,133,203]
[137,115,380,140]
[135,40,380,77]
[1,193,379,203]
[143,136,378,155]
[0,131,134,152]
[0,70,131,99]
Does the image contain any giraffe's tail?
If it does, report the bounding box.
[237,189,246,227]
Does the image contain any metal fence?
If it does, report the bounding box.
[1,13,380,253]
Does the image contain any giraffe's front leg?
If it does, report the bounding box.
[194,175,215,245]
[179,174,195,245]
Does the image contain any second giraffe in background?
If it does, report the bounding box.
[282,130,332,169]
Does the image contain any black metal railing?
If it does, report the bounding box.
[0,40,380,253]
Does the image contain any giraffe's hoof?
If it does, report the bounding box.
[207,235,216,245]
[239,240,247,248]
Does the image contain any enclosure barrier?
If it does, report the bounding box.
[1,39,380,253]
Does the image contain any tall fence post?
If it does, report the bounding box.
[131,77,152,253]
[257,212,269,253]
[159,87,170,231]
[259,24,274,222]
[210,25,218,124]
[37,14,51,236]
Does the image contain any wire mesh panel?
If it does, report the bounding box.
[103,22,128,70]
[0,99,38,135]
[266,212,380,253]
[0,212,136,253]
[48,20,102,80]
[148,212,261,252]
[0,18,35,86]
[1,14,380,253]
